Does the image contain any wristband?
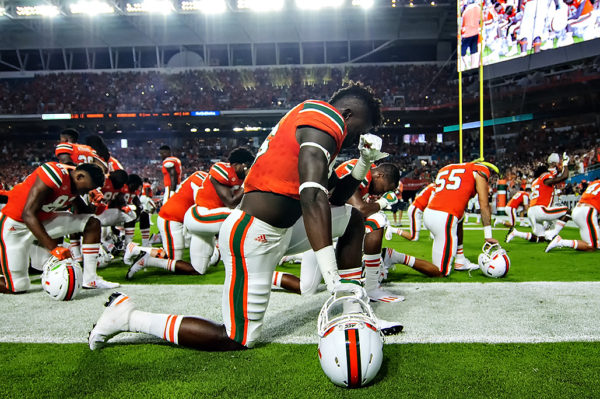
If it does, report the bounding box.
[484,225,492,239]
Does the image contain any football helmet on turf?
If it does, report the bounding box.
[478,242,510,278]
[41,256,83,301]
[317,292,384,388]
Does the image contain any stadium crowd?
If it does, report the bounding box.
[0,60,598,115]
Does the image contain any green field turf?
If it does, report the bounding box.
[6,214,600,397]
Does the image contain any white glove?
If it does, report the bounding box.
[331,278,368,300]
[376,191,399,210]
[358,133,388,163]
[562,152,570,166]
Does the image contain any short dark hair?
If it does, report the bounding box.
[109,170,129,190]
[128,173,143,191]
[76,163,105,188]
[375,163,400,187]
[86,135,110,161]
[228,147,255,165]
[159,145,171,151]
[329,81,383,128]
[61,128,79,142]
[534,165,547,178]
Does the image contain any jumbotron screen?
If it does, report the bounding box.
[458,0,599,71]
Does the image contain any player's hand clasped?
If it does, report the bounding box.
[376,190,399,210]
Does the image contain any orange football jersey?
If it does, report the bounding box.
[194,162,242,209]
[244,100,346,200]
[162,156,182,188]
[412,183,435,211]
[335,159,373,199]
[55,142,100,165]
[159,171,207,222]
[1,162,75,222]
[579,180,600,211]
[108,156,124,172]
[507,191,529,208]
[529,171,557,207]
[427,163,489,218]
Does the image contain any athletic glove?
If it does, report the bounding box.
[351,133,388,181]
[88,189,104,206]
[562,152,570,167]
[376,191,399,210]
[50,246,72,260]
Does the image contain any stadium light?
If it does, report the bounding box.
[352,0,373,8]
[16,5,61,17]
[181,0,226,13]
[70,1,115,15]
[238,0,284,12]
[126,0,174,14]
[295,0,344,10]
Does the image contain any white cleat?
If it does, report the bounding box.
[149,233,162,245]
[454,258,479,271]
[88,292,135,350]
[545,235,562,253]
[83,277,120,289]
[126,252,149,280]
[376,318,404,336]
[367,287,405,303]
[123,242,141,265]
[505,228,516,243]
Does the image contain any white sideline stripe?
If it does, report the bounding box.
[2,282,600,345]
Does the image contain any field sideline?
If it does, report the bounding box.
[2,214,599,397]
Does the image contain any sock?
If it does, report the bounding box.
[69,240,82,260]
[553,220,566,235]
[129,310,183,344]
[363,254,381,291]
[145,256,176,272]
[140,228,150,247]
[560,239,577,249]
[455,245,465,261]
[513,229,531,240]
[339,267,363,282]
[384,248,410,266]
[82,243,100,282]
[272,271,285,287]
[125,228,135,245]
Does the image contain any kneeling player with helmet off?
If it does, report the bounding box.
[385,181,435,242]
[506,153,570,244]
[423,161,499,276]
[0,162,115,294]
[89,83,402,352]
[545,179,600,252]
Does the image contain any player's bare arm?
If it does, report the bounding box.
[544,166,569,186]
[168,168,178,192]
[21,177,60,252]
[475,174,498,244]
[210,176,243,208]
[297,126,338,251]
[345,190,378,219]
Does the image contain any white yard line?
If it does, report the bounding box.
[3,282,600,345]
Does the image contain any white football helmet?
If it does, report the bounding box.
[317,293,384,388]
[41,257,83,301]
[478,242,510,278]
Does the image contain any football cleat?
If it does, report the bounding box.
[83,277,120,289]
[376,318,404,336]
[367,287,405,303]
[454,258,479,271]
[126,252,149,280]
[545,235,562,253]
[88,292,135,350]
[505,227,516,243]
[123,242,140,265]
[149,233,162,245]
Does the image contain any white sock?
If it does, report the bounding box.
[560,239,577,249]
[125,228,135,245]
[455,245,465,261]
[272,271,287,287]
[140,228,150,247]
[82,243,100,282]
[363,254,381,292]
[513,229,530,240]
[69,240,82,260]
[146,256,176,272]
[129,310,183,344]
[339,267,362,282]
